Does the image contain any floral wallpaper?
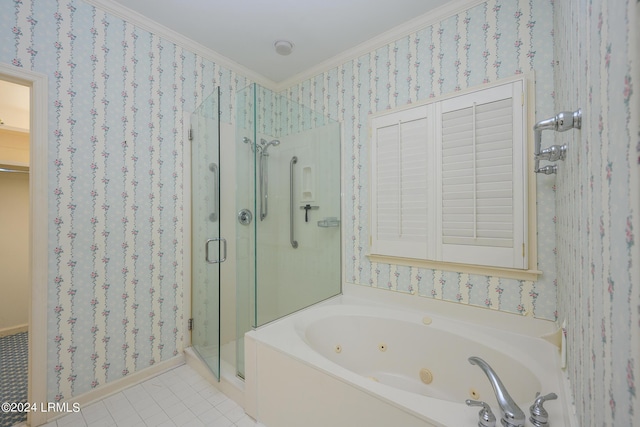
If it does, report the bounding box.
[554,0,639,424]
[1,0,247,401]
[3,0,637,421]
[286,0,559,320]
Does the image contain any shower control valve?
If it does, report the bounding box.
[237,209,253,225]
[300,204,319,222]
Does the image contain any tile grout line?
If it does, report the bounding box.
[43,364,257,427]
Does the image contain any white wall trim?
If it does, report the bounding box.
[84,0,485,93]
[0,62,49,427]
[272,0,486,92]
[0,324,29,338]
[45,356,185,423]
[82,0,275,89]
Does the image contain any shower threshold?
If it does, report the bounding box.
[185,341,245,408]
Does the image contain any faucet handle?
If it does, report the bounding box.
[536,144,567,162]
[529,392,558,426]
[535,164,558,174]
[466,399,496,427]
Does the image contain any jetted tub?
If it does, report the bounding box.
[245,289,575,427]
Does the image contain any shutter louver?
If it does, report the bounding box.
[375,124,401,241]
[399,118,429,243]
[371,108,429,259]
[441,98,514,248]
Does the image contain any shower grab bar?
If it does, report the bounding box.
[209,163,219,222]
[290,156,299,249]
[259,153,267,220]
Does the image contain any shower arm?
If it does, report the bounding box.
[533,109,581,174]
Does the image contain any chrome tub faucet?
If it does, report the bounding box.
[468,356,526,427]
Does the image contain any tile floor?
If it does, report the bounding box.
[41,364,260,427]
[1,331,29,427]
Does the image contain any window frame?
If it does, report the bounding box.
[368,75,540,280]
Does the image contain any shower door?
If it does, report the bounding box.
[191,88,223,380]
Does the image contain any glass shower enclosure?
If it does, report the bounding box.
[235,83,342,377]
[191,88,223,380]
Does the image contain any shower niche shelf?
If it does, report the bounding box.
[301,165,314,201]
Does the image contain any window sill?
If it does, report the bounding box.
[367,254,542,282]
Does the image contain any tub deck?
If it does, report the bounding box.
[244,285,576,427]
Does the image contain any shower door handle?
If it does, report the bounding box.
[209,163,219,222]
[290,156,298,249]
[205,237,227,264]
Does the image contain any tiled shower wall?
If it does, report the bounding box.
[553,0,640,425]
[285,0,559,320]
[1,0,248,401]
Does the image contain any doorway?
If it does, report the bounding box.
[0,78,30,427]
[0,63,48,427]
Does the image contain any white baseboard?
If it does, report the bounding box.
[0,323,28,337]
[45,355,185,423]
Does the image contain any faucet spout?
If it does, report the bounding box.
[469,357,525,427]
[533,116,558,132]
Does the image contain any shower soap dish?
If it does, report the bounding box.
[317,217,340,228]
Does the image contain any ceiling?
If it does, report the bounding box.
[0,1,467,133]
[95,0,454,87]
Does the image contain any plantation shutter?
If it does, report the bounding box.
[437,81,526,268]
[370,106,430,259]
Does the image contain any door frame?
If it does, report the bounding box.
[0,63,48,426]
[185,88,224,380]
[184,109,240,372]
[183,110,192,349]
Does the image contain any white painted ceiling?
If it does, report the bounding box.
[103,0,452,85]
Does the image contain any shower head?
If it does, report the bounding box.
[262,139,280,154]
[265,139,280,148]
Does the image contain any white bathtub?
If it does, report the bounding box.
[245,286,575,427]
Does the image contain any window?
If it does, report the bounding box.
[370,105,431,260]
[370,78,528,271]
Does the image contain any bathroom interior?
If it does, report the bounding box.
[0,0,638,426]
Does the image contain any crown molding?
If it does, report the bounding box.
[272,0,485,92]
[82,0,277,90]
[84,0,484,94]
